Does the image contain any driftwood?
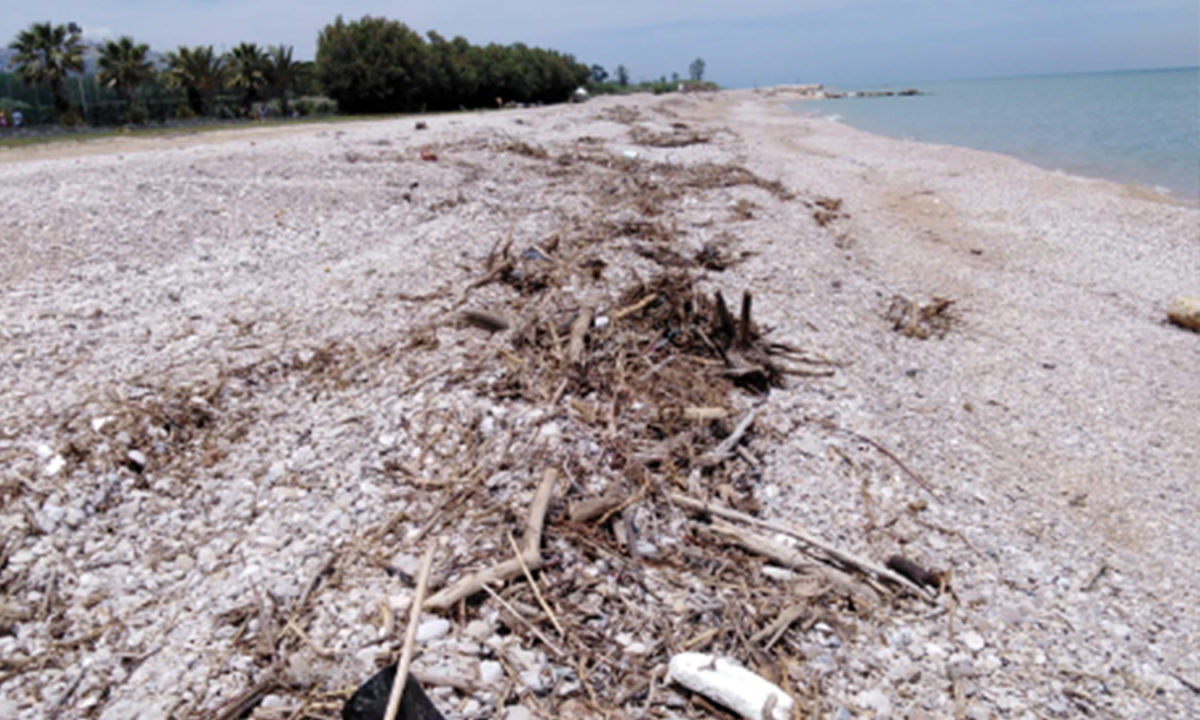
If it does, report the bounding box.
[750,602,813,647]
[206,669,278,720]
[567,299,597,364]
[686,407,760,491]
[568,484,626,523]
[462,309,510,333]
[885,555,948,589]
[424,469,557,610]
[707,520,882,608]
[671,493,932,599]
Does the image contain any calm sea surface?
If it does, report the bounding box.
[793,68,1200,202]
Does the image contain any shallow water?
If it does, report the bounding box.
[793,67,1200,202]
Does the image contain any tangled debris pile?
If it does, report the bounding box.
[292,142,943,717]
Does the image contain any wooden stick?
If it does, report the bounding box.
[383,546,435,720]
[683,406,730,421]
[737,291,752,349]
[750,603,810,645]
[462,309,510,333]
[480,584,566,658]
[207,669,278,720]
[670,492,931,599]
[714,291,736,341]
[568,485,625,523]
[413,670,478,694]
[506,530,565,637]
[698,406,760,467]
[707,520,882,608]
[612,293,658,321]
[567,301,596,364]
[852,432,941,501]
[424,469,557,610]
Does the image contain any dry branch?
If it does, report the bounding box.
[462,309,511,333]
[424,469,558,610]
[750,603,812,647]
[567,301,596,364]
[700,407,760,467]
[568,485,626,523]
[671,493,932,599]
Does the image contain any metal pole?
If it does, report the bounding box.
[67,22,88,123]
[77,74,88,123]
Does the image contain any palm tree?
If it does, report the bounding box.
[265,44,302,118]
[7,22,85,119]
[97,36,154,118]
[226,42,268,116]
[164,45,225,116]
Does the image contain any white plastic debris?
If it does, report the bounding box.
[668,652,793,720]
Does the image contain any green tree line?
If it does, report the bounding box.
[3,17,712,127]
[314,16,590,113]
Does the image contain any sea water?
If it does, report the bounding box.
[794,67,1200,202]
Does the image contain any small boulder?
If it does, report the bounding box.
[1168,296,1200,332]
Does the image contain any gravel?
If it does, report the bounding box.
[1,88,1197,718]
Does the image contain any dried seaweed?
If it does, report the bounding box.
[629,125,712,148]
[886,294,959,339]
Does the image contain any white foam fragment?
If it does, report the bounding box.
[668,652,793,720]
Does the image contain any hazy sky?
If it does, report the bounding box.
[4,1,1198,86]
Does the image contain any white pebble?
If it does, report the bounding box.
[44,455,66,477]
[961,631,986,652]
[416,618,451,643]
[856,688,892,715]
[479,660,504,684]
[504,707,532,720]
[519,669,546,693]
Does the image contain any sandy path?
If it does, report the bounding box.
[0,120,375,166]
[1,91,1197,719]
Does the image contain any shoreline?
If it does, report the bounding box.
[787,99,1197,208]
[1,88,1197,718]
[777,69,1200,205]
[8,85,1193,208]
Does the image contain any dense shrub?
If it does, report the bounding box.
[315,15,589,113]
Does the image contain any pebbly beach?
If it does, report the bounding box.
[1,88,1198,718]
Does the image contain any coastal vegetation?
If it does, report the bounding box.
[1,17,715,129]
[585,58,718,96]
[315,16,589,112]
[7,22,84,121]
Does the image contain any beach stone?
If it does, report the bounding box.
[1167,296,1200,332]
[519,669,547,693]
[480,660,504,684]
[946,657,977,680]
[856,688,892,715]
[464,619,492,640]
[504,707,532,720]
[416,618,451,643]
[961,631,986,652]
[43,455,66,477]
[888,659,922,684]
